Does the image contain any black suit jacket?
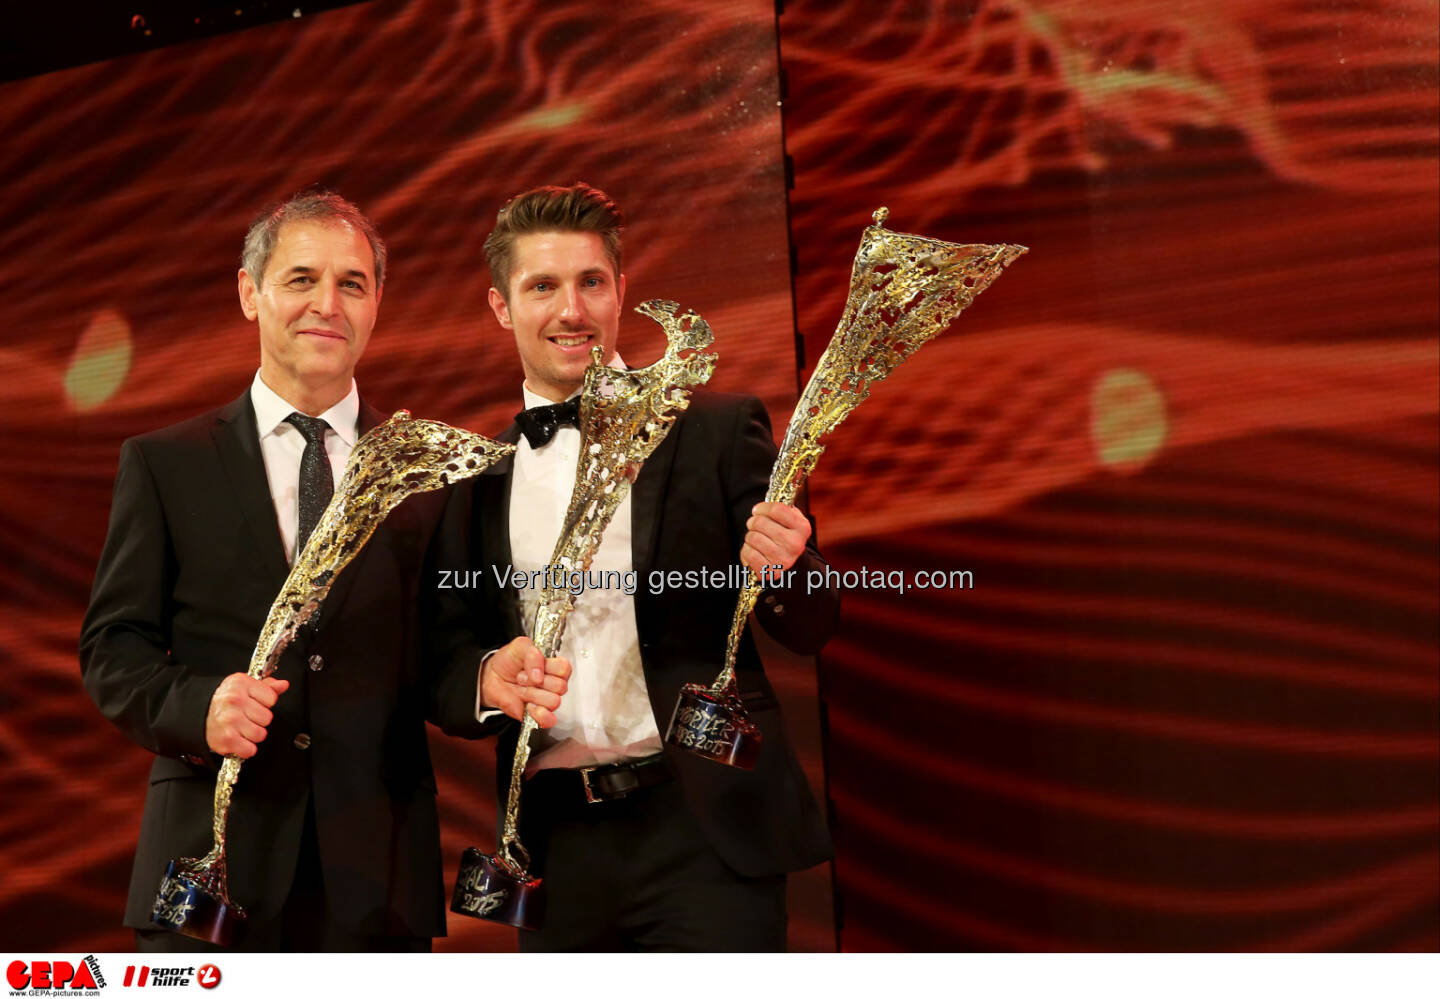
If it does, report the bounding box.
[80,389,485,936]
[434,392,838,877]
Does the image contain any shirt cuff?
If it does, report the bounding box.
[475,647,505,723]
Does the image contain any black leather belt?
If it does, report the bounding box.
[566,753,671,804]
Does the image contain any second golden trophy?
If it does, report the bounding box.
[665,208,1027,768]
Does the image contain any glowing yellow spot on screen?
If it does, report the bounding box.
[64,308,133,411]
[1091,367,1166,471]
[518,102,586,130]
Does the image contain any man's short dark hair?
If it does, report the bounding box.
[484,182,623,302]
[242,189,387,288]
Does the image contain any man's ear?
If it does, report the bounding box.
[488,286,513,329]
[617,272,626,313]
[238,268,259,321]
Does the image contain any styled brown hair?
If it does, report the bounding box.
[242,188,387,288]
[484,182,623,301]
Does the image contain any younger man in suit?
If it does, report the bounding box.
[454,183,839,951]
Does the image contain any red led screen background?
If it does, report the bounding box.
[0,0,1436,955]
[781,0,1437,951]
[0,0,830,952]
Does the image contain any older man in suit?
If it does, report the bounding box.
[443,183,839,951]
[80,190,568,952]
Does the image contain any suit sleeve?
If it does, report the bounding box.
[725,396,841,653]
[422,479,508,740]
[79,439,222,761]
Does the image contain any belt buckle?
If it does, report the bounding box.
[579,765,603,804]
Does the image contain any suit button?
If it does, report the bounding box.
[308,654,324,672]
[772,604,785,616]
[293,733,312,750]
[764,594,777,605]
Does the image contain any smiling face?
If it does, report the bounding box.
[239,219,380,414]
[488,230,625,402]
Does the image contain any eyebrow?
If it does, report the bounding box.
[278,265,370,284]
[521,266,611,281]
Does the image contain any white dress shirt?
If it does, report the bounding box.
[249,371,359,565]
[510,375,661,772]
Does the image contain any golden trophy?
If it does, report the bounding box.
[664,208,1027,768]
[451,300,715,930]
[151,413,514,946]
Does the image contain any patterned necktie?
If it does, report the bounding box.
[514,397,581,449]
[285,412,334,557]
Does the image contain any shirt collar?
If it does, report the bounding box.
[520,352,626,412]
[250,371,360,446]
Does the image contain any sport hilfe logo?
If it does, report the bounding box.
[5,958,104,991]
[119,964,220,988]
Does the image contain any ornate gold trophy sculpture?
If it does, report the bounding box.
[451,300,715,930]
[151,413,515,946]
[665,208,1027,768]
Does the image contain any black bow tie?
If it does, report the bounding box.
[515,397,581,449]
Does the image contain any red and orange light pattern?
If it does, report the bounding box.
[782,0,1437,951]
[0,0,1434,953]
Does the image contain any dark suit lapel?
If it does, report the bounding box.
[308,399,388,631]
[485,424,523,637]
[630,420,681,578]
[358,404,388,435]
[212,391,289,586]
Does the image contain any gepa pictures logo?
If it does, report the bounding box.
[6,956,105,993]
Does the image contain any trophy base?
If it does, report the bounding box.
[152,860,244,947]
[664,683,762,769]
[451,847,545,930]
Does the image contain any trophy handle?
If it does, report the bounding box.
[449,707,544,930]
[149,753,247,945]
[203,756,241,864]
[496,712,538,875]
[712,572,762,696]
[664,465,803,767]
[453,599,576,926]
[488,592,571,877]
